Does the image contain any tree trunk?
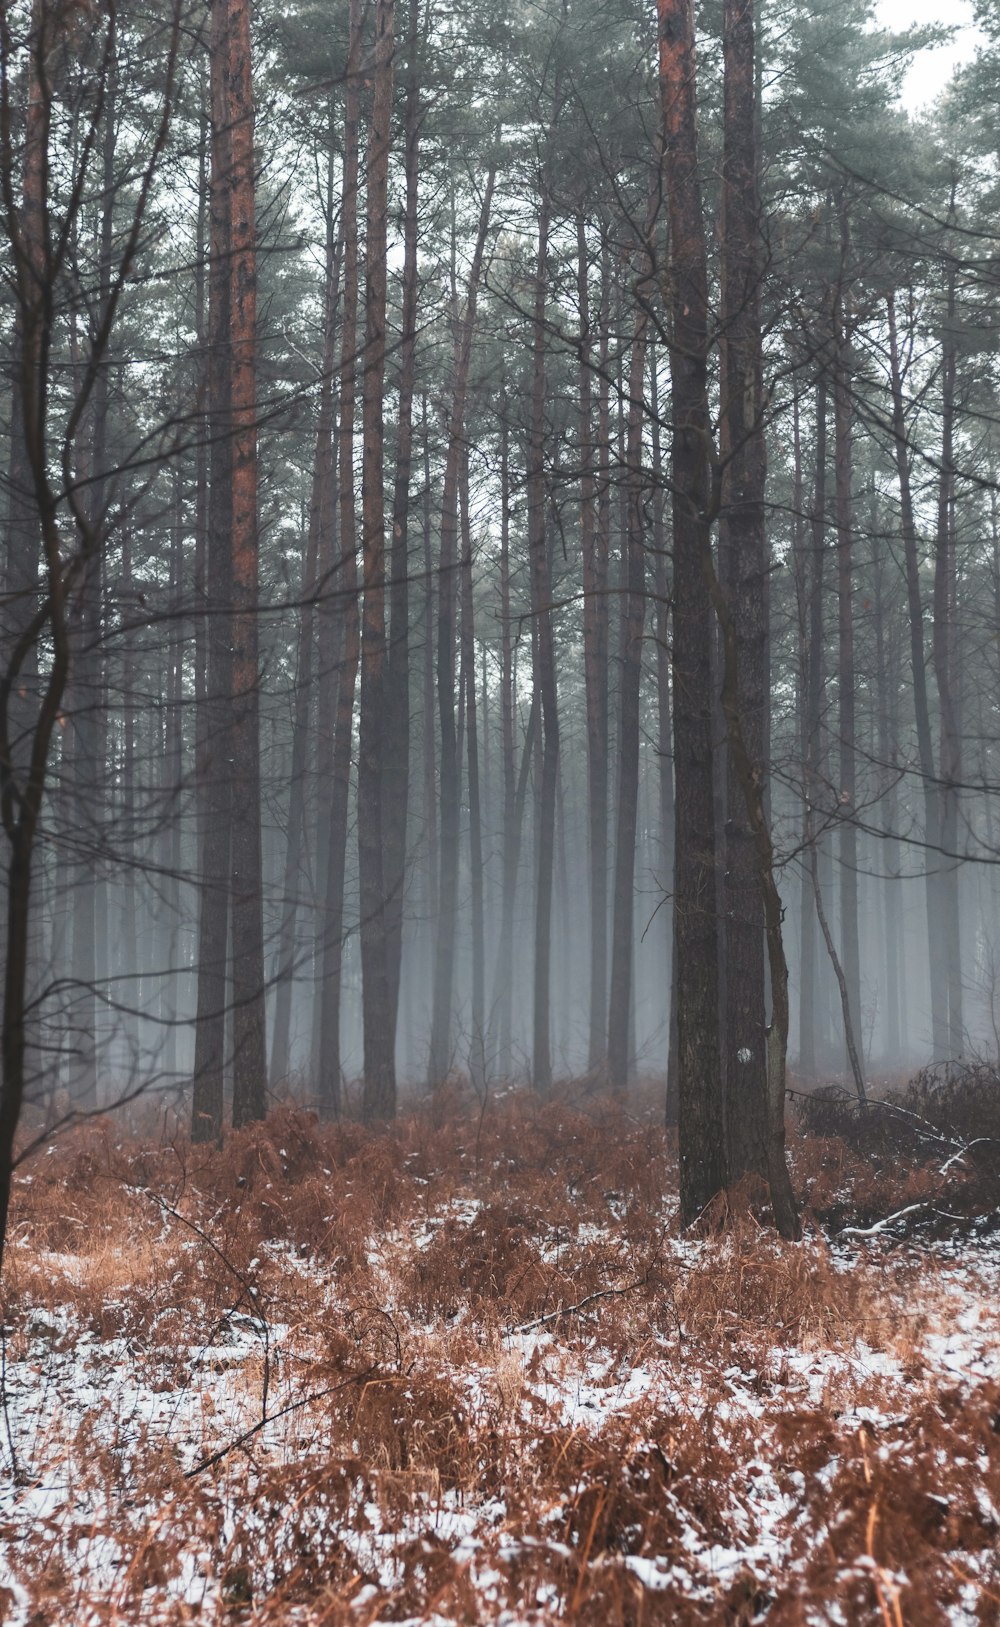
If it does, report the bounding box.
[708,545,801,1238]
[719,0,769,1180]
[1,0,48,1120]
[162,471,184,1079]
[934,273,963,1060]
[317,0,363,1117]
[358,0,396,1122]
[118,529,141,1062]
[67,346,98,1109]
[657,0,726,1220]
[460,451,486,1089]
[650,346,678,1113]
[608,191,656,1094]
[427,164,496,1086]
[382,0,421,1054]
[226,0,267,1128]
[577,213,610,1077]
[192,0,234,1140]
[872,543,902,1061]
[419,393,437,956]
[489,405,515,1074]
[833,286,862,1078]
[884,290,949,1062]
[793,386,815,1074]
[70,60,119,1106]
[269,193,341,1089]
[527,198,559,1096]
[307,100,344,1087]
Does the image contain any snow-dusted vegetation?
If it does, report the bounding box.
[1,1090,998,1624]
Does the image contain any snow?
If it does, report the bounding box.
[1,1203,999,1622]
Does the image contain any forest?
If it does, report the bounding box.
[1,0,1000,1620]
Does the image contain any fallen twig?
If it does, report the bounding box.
[938,1137,999,1177]
[185,1364,378,1479]
[837,1202,930,1239]
[510,1281,643,1336]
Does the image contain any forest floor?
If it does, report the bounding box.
[0,1082,999,1626]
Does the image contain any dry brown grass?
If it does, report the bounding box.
[1,1085,998,1624]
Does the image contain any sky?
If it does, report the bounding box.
[875,0,985,111]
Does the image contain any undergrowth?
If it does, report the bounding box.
[0,1082,998,1624]
[795,1060,1000,1235]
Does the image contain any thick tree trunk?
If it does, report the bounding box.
[709,552,801,1238]
[358,0,396,1122]
[657,0,726,1220]
[1,0,48,1119]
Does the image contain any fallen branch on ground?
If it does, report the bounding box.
[509,1280,643,1335]
[837,1203,931,1239]
[185,1364,379,1479]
